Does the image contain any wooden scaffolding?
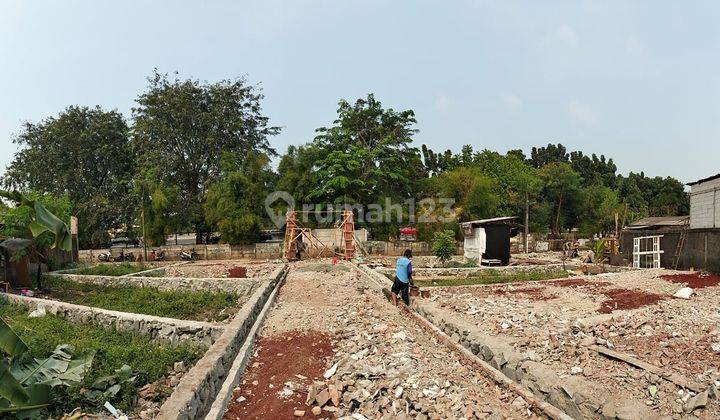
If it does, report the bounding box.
[282,210,361,260]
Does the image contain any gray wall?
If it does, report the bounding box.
[620,228,720,272]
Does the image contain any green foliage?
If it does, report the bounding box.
[308,94,424,206]
[413,268,569,287]
[72,263,149,276]
[0,303,204,415]
[205,153,275,244]
[432,230,456,264]
[133,71,280,241]
[133,168,181,246]
[589,239,608,263]
[0,192,72,250]
[0,318,94,418]
[44,277,240,321]
[0,191,73,252]
[3,106,134,249]
[430,167,499,222]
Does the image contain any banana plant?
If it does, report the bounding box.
[0,319,94,418]
[0,190,72,252]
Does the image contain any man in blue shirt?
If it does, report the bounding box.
[391,249,413,305]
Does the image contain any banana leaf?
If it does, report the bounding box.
[0,189,72,252]
[11,344,94,387]
[0,319,28,357]
[0,359,29,406]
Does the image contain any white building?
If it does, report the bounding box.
[689,174,720,229]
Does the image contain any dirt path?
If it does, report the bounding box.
[224,261,539,419]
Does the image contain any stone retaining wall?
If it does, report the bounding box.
[377,263,634,279]
[156,265,288,420]
[0,293,222,346]
[354,264,649,420]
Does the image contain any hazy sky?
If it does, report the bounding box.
[1,1,718,184]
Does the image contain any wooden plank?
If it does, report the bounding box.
[589,345,704,392]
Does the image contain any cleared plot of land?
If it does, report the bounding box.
[163,260,279,278]
[223,261,537,419]
[419,269,720,417]
[0,301,205,417]
[42,276,243,321]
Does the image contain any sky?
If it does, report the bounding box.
[1,0,719,184]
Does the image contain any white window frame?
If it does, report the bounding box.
[632,235,664,268]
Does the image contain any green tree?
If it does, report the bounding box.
[205,153,276,244]
[3,106,134,248]
[538,163,583,235]
[309,94,425,205]
[430,167,500,222]
[132,71,280,243]
[133,169,181,246]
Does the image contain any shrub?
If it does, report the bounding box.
[432,230,456,265]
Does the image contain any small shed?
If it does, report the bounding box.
[0,238,34,288]
[625,216,689,231]
[460,217,519,265]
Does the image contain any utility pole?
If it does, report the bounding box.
[141,183,148,262]
[524,190,530,254]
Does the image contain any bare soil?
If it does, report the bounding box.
[597,288,666,313]
[224,330,335,419]
[661,272,720,289]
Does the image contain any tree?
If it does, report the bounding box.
[429,167,500,222]
[432,230,456,265]
[538,163,583,235]
[132,71,280,243]
[308,94,425,205]
[3,106,134,248]
[133,169,181,246]
[205,153,277,244]
[528,143,570,168]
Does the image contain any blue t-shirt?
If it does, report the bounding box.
[396,257,412,283]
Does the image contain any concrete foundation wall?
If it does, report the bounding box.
[156,265,288,420]
[1,293,222,346]
[620,228,720,272]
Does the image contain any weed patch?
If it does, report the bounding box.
[72,263,150,276]
[44,277,242,321]
[0,302,205,416]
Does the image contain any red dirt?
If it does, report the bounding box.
[228,266,247,278]
[598,288,666,313]
[493,287,556,301]
[661,272,720,289]
[545,278,611,288]
[223,330,334,419]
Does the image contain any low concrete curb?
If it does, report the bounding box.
[355,264,650,420]
[156,265,288,420]
[203,264,285,420]
[1,293,221,346]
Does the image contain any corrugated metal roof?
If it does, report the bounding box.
[626,216,689,229]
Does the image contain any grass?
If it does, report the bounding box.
[0,301,206,415]
[412,268,569,287]
[72,263,150,276]
[44,277,242,321]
